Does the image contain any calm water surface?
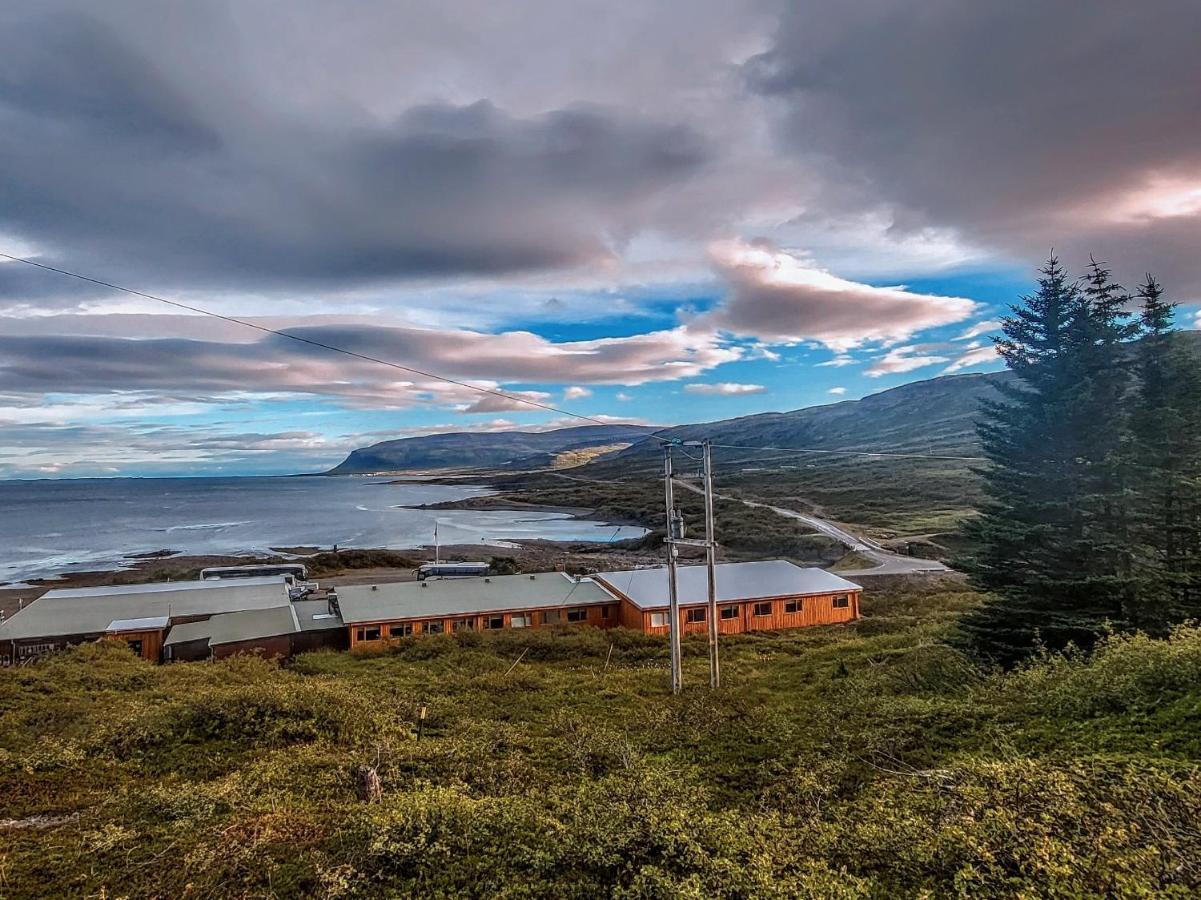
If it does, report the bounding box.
[0,475,644,584]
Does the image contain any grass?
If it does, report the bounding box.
[2,581,1201,897]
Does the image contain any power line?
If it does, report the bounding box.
[709,442,985,463]
[0,251,664,444]
[2,252,989,465]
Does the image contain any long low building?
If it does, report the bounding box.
[1,560,862,663]
[0,577,345,665]
[592,560,861,634]
[338,572,618,649]
[338,560,861,649]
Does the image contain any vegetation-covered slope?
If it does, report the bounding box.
[327,424,657,474]
[3,582,1200,897]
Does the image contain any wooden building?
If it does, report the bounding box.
[0,576,307,665]
[338,561,861,649]
[592,561,861,636]
[162,599,346,662]
[338,572,617,650]
[103,616,170,662]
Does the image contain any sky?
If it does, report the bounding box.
[2,0,1200,479]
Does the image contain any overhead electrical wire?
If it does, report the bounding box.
[2,251,988,465]
[0,251,663,445]
[709,442,985,463]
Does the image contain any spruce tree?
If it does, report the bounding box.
[1126,276,1201,629]
[959,254,1134,664]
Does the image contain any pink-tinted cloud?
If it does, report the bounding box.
[0,321,741,412]
[683,381,766,395]
[704,240,977,350]
[865,345,950,378]
[944,345,1001,373]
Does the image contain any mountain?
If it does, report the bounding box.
[330,331,1201,477]
[619,370,1013,463]
[327,424,658,474]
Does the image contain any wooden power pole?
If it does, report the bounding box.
[662,443,683,694]
[702,439,720,689]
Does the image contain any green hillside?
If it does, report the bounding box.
[328,425,657,474]
[3,581,1201,897]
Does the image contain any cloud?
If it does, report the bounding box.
[746,1,1201,293]
[683,382,766,395]
[816,354,855,367]
[827,386,846,395]
[615,392,633,402]
[0,321,740,410]
[704,240,977,350]
[944,345,1001,373]
[456,390,552,414]
[956,320,1002,341]
[563,386,592,401]
[0,8,713,302]
[865,345,950,378]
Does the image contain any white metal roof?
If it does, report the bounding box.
[338,572,615,625]
[40,575,287,599]
[0,577,292,641]
[106,616,170,632]
[592,560,860,610]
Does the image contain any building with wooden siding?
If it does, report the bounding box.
[338,561,860,648]
[338,572,618,649]
[0,577,299,665]
[162,599,346,662]
[592,561,861,635]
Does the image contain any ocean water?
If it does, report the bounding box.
[0,475,645,585]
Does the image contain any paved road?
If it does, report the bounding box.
[671,480,949,577]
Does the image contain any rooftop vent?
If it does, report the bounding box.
[484,578,491,583]
[420,582,428,588]
[371,585,378,591]
[529,574,536,580]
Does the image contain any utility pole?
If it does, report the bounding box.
[702,439,720,689]
[662,443,683,694]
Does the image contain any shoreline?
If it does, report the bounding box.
[0,537,665,619]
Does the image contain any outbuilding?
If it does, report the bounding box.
[0,576,292,664]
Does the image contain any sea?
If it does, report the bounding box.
[0,475,645,586]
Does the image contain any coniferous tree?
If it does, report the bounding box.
[959,254,1134,664]
[1126,276,1201,629]
[1068,259,1140,622]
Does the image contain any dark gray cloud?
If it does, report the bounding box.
[746,0,1201,291]
[0,6,711,297]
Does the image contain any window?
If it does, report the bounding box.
[566,608,587,623]
[483,615,505,630]
[649,612,668,628]
[832,595,850,609]
[784,599,801,614]
[389,623,413,638]
[720,605,738,620]
[752,602,772,618]
[453,618,474,632]
[511,614,532,628]
[358,626,381,641]
[685,607,706,623]
[425,620,445,634]
[543,609,562,625]
[126,639,143,656]
[600,606,613,619]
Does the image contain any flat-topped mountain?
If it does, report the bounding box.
[327,424,658,474]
